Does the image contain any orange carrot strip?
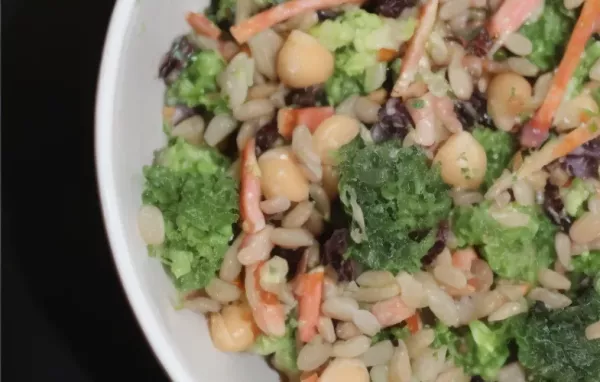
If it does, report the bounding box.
[300,372,319,382]
[526,0,600,133]
[240,139,266,234]
[517,121,600,178]
[230,0,361,44]
[391,0,439,98]
[406,313,421,334]
[377,48,399,62]
[371,296,416,328]
[487,0,543,38]
[277,107,334,139]
[186,12,222,40]
[296,269,325,343]
[452,248,478,272]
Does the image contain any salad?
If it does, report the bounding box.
[136,0,600,380]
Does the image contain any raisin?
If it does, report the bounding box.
[255,119,281,156]
[371,98,415,143]
[158,35,197,84]
[467,28,493,57]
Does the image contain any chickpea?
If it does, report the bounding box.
[487,72,532,131]
[320,358,369,382]
[554,93,599,131]
[312,115,360,165]
[322,164,340,200]
[434,131,487,190]
[258,147,309,202]
[209,304,256,352]
[277,30,334,88]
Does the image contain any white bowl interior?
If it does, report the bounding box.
[96,1,278,380]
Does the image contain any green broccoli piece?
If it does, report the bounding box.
[515,288,600,382]
[166,50,229,113]
[433,319,522,381]
[472,126,517,190]
[338,140,452,273]
[518,0,576,71]
[206,0,236,23]
[325,70,364,106]
[452,201,556,282]
[142,138,238,291]
[310,9,416,105]
[563,178,594,217]
[572,251,600,276]
[371,326,410,345]
[566,40,600,100]
[253,318,299,376]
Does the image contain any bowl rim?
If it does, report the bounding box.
[94,2,193,381]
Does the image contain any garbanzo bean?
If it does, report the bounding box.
[277,30,334,88]
[209,304,256,352]
[313,115,360,165]
[554,93,599,131]
[487,72,532,132]
[258,147,309,202]
[434,131,487,190]
[320,358,369,382]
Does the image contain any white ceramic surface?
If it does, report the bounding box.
[95,1,277,381]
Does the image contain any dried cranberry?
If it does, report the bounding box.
[158,35,197,84]
[322,229,354,282]
[559,137,600,178]
[271,247,306,281]
[254,119,281,156]
[372,0,418,18]
[466,28,493,57]
[285,85,327,107]
[316,9,341,21]
[543,183,573,231]
[421,221,449,266]
[371,98,414,143]
[454,89,493,129]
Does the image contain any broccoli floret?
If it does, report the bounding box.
[253,318,298,376]
[572,251,600,277]
[518,0,576,71]
[337,140,452,273]
[452,201,556,282]
[166,50,229,113]
[471,126,516,190]
[433,319,522,381]
[310,9,416,105]
[371,326,410,345]
[515,288,600,381]
[142,138,238,291]
[563,178,594,217]
[566,40,600,99]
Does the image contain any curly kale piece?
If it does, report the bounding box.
[515,288,600,382]
[452,201,556,282]
[472,126,516,190]
[337,140,452,273]
[142,138,238,291]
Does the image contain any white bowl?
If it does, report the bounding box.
[95,1,278,380]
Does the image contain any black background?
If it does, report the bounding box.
[3,0,170,380]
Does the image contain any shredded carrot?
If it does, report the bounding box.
[371,296,416,327]
[240,139,266,234]
[300,372,319,382]
[452,248,478,272]
[377,48,399,62]
[391,0,439,98]
[526,0,600,133]
[162,106,176,123]
[230,0,362,43]
[240,44,252,57]
[517,120,600,179]
[406,313,421,334]
[296,270,324,343]
[487,0,543,39]
[553,122,600,158]
[277,107,334,138]
[186,12,222,40]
